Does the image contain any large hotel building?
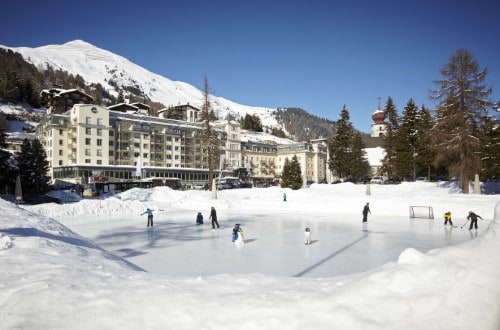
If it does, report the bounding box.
[35,89,329,192]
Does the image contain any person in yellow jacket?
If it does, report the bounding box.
[443,211,453,226]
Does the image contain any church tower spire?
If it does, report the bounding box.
[371,97,387,137]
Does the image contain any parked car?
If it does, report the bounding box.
[370,176,387,184]
[239,182,252,188]
[384,177,401,184]
[24,194,61,205]
[357,176,372,184]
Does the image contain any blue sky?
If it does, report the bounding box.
[2,0,499,132]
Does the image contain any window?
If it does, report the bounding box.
[59,129,63,135]
[86,117,91,124]
[59,160,62,165]
[85,159,91,164]
[85,149,91,156]
[97,128,102,136]
[143,153,148,159]
[59,139,63,146]
[97,149,102,157]
[85,138,91,145]
[59,150,63,156]
[86,128,91,135]
[97,118,103,126]
[97,160,102,165]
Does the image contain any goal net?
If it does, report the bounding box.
[409,206,434,219]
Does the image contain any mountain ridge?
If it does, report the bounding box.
[1,40,338,140]
[1,40,281,127]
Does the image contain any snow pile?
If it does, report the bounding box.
[0,183,499,329]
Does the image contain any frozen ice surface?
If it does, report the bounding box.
[70,209,485,278]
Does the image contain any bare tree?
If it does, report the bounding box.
[201,76,220,190]
[430,49,492,193]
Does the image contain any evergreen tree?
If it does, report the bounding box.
[328,105,369,180]
[480,117,500,180]
[0,113,14,193]
[414,105,436,179]
[281,155,303,190]
[393,99,420,179]
[350,132,371,179]
[18,138,50,195]
[381,97,399,177]
[241,113,263,132]
[430,49,492,193]
[116,90,125,103]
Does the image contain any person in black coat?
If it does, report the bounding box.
[467,211,483,230]
[209,206,220,229]
[362,203,371,222]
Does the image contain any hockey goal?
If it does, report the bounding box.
[409,206,434,219]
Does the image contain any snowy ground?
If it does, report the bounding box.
[1,182,499,329]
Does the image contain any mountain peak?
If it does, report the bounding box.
[5,40,280,128]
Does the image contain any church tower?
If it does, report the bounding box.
[371,98,387,137]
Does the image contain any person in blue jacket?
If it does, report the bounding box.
[196,212,204,225]
[141,208,154,227]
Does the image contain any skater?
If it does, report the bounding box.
[196,212,204,225]
[209,206,220,229]
[362,202,371,222]
[467,211,483,230]
[141,208,154,227]
[232,224,240,242]
[232,224,244,245]
[283,192,287,202]
[304,227,311,245]
[443,211,453,226]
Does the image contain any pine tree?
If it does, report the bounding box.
[328,105,369,180]
[350,132,371,179]
[18,138,50,195]
[381,97,399,177]
[281,155,303,190]
[414,105,435,179]
[480,117,500,180]
[116,90,125,103]
[430,49,492,193]
[393,99,420,179]
[0,112,14,193]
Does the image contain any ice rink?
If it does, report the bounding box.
[69,209,487,278]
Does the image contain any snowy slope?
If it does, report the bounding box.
[1,40,280,128]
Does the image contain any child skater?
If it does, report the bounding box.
[443,211,453,226]
[304,227,311,245]
[232,224,245,245]
[196,212,204,225]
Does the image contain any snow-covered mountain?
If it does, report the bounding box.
[2,40,279,127]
